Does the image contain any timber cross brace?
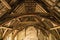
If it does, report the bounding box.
[0,0,60,40]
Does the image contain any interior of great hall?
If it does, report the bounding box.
[0,0,60,40]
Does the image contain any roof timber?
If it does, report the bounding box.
[36,0,60,25]
[0,0,24,20]
[0,0,11,9]
[2,29,8,38]
[50,26,60,30]
[0,0,60,40]
[0,12,59,25]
